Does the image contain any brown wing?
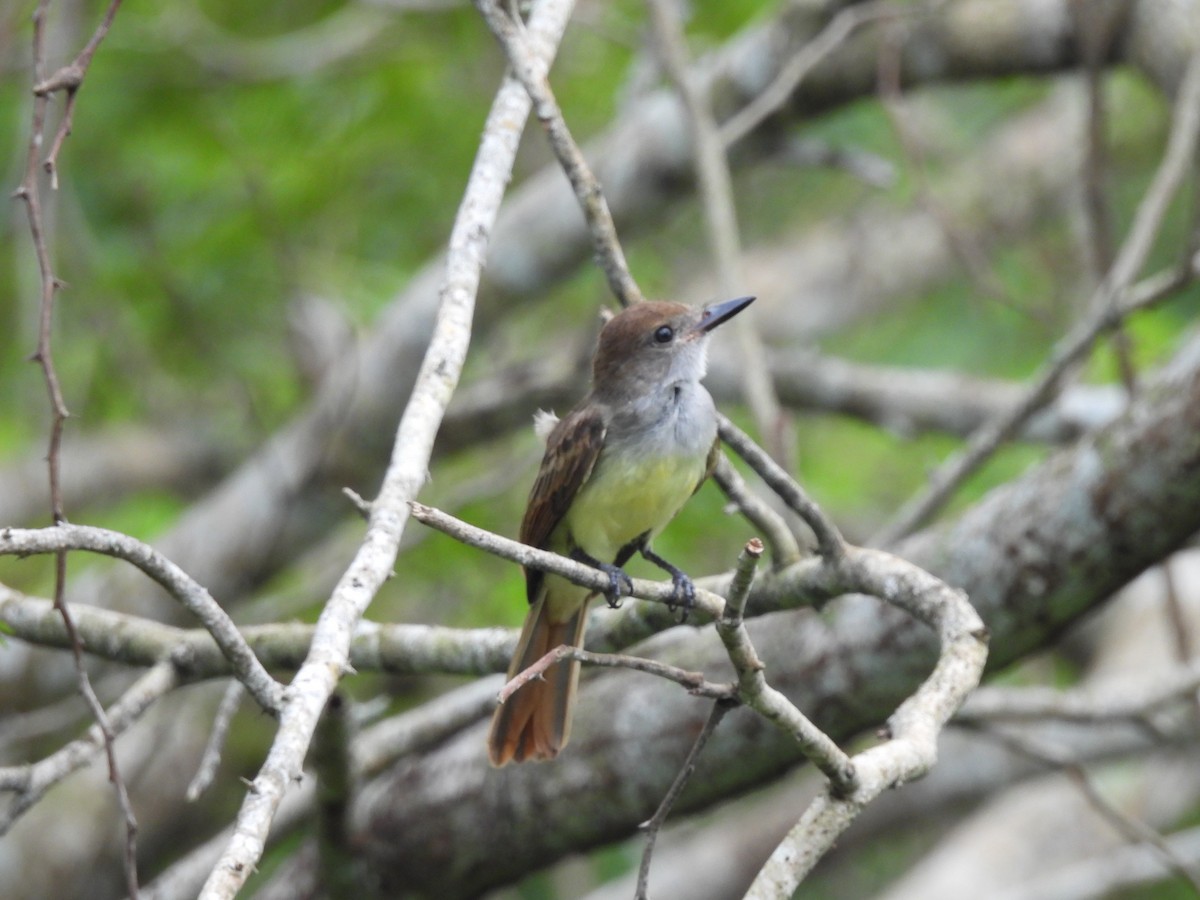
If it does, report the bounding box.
[519,406,607,602]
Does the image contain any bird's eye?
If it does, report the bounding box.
[653,325,674,344]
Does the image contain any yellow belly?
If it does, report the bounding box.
[563,453,704,561]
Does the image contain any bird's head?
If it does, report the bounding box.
[590,296,755,401]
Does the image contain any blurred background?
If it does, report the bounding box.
[3,0,1200,897]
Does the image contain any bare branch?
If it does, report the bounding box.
[186,682,245,802]
[875,258,1200,545]
[635,699,735,900]
[410,501,727,619]
[719,0,903,148]
[473,0,643,307]
[1065,764,1200,895]
[498,644,731,704]
[198,2,578,894]
[0,661,178,836]
[960,658,1200,725]
[747,546,988,895]
[877,53,1200,544]
[969,726,1200,896]
[710,456,804,567]
[0,526,284,714]
[645,0,787,461]
[0,584,514,678]
[717,415,846,561]
[716,540,857,791]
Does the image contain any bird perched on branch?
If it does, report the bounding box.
[488,295,755,765]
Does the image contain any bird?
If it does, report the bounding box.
[487,295,755,765]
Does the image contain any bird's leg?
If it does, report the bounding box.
[570,548,633,609]
[637,541,695,618]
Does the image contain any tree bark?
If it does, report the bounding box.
[252,335,1200,896]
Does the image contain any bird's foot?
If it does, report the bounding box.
[666,570,696,620]
[596,562,634,609]
[639,543,695,620]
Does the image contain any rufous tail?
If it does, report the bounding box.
[487,596,587,766]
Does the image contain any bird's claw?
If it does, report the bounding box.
[598,562,634,609]
[668,571,695,621]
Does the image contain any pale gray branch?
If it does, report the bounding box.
[0,525,283,714]
[0,662,179,834]
[474,0,643,307]
[877,53,1200,543]
[197,2,577,894]
[746,547,988,896]
[409,501,727,620]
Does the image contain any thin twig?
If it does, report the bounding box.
[34,0,124,187]
[0,661,179,837]
[0,526,284,714]
[710,455,804,567]
[14,1,137,893]
[1162,562,1197,663]
[356,679,503,778]
[635,699,735,900]
[717,415,846,561]
[719,0,902,147]
[634,541,761,896]
[1074,1,1140,395]
[972,725,1200,896]
[645,0,789,462]
[876,53,1200,544]
[1074,0,1119,310]
[1065,763,1200,896]
[497,644,732,704]
[877,19,1020,315]
[187,681,246,802]
[410,501,726,619]
[198,3,578,894]
[874,258,1200,546]
[474,0,644,307]
[959,656,1200,725]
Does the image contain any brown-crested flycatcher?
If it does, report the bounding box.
[488,295,755,766]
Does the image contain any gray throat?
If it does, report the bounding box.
[607,377,716,462]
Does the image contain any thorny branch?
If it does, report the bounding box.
[34,0,124,187]
[13,0,137,894]
[0,661,178,838]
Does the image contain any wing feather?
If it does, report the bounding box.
[519,406,607,602]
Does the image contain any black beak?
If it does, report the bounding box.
[693,295,756,334]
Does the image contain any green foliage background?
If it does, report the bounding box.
[2,1,1199,896]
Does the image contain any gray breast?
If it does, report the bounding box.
[610,380,715,462]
